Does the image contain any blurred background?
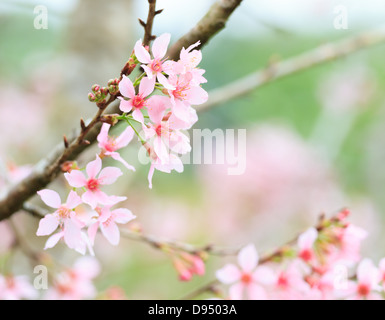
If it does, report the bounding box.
[1,0,385,299]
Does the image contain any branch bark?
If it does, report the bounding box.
[167,0,243,60]
[198,24,385,112]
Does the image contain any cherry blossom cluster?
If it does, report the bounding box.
[215,210,385,300]
[35,33,207,254]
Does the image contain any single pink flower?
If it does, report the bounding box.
[216,244,276,300]
[37,189,85,251]
[342,259,381,300]
[298,227,318,263]
[163,41,207,85]
[0,275,37,300]
[64,155,124,209]
[167,72,208,106]
[45,257,100,300]
[88,205,136,246]
[118,75,155,123]
[134,33,174,90]
[97,123,135,171]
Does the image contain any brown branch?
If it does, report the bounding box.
[141,0,158,46]
[167,0,243,60]
[198,24,385,112]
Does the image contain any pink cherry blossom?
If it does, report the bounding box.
[143,96,192,163]
[0,275,37,300]
[97,123,135,171]
[216,244,276,300]
[342,259,381,300]
[134,33,174,90]
[167,72,208,107]
[163,41,207,85]
[118,75,155,123]
[45,257,100,300]
[297,227,318,263]
[37,189,85,252]
[64,155,124,209]
[88,204,136,246]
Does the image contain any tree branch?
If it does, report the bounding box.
[141,0,158,46]
[167,0,243,60]
[198,24,385,112]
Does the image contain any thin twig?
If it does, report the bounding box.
[167,0,243,60]
[141,0,158,46]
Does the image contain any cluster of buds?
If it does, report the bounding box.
[172,251,206,282]
[107,78,120,95]
[88,84,109,104]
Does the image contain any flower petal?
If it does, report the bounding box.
[115,126,135,149]
[86,156,102,180]
[65,190,82,209]
[44,232,64,250]
[157,73,175,90]
[63,219,83,250]
[139,76,155,97]
[228,282,245,300]
[238,244,259,273]
[97,123,110,145]
[134,39,151,63]
[101,221,120,246]
[119,75,135,98]
[298,227,318,250]
[36,214,59,236]
[147,96,167,124]
[132,108,144,124]
[64,170,87,188]
[216,264,241,284]
[88,222,99,246]
[110,152,136,171]
[37,189,61,209]
[118,97,133,113]
[98,166,123,185]
[112,208,136,224]
[151,33,170,59]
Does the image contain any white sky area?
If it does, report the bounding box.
[1,0,385,36]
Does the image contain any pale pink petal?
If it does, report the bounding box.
[86,156,102,179]
[216,264,241,284]
[238,244,259,273]
[110,152,136,171]
[229,282,245,300]
[36,214,59,236]
[82,190,99,209]
[142,65,154,79]
[112,208,136,224]
[162,60,176,75]
[139,76,155,97]
[119,75,135,98]
[157,73,175,90]
[379,258,385,273]
[298,227,318,250]
[118,97,133,113]
[247,284,267,300]
[97,123,110,145]
[253,266,277,286]
[134,39,151,63]
[185,86,208,105]
[64,170,87,188]
[44,232,64,249]
[101,221,120,246]
[147,96,167,124]
[73,256,100,279]
[98,166,123,185]
[151,33,170,59]
[115,126,135,149]
[63,219,83,250]
[65,191,82,209]
[37,189,61,209]
[88,222,99,246]
[357,258,379,288]
[171,100,191,123]
[132,108,144,124]
[154,136,169,163]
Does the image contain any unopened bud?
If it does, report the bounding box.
[88,93,96,102]
[92,84,101,92]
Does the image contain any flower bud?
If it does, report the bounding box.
[88,93,96,102]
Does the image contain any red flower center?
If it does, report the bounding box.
[132,95,146,109]
[87,178,99,191]
[241,273,252,284]
[155,124,163,136]
[357,283,370,297]
[299,249,313,262]
[150,59,163,73]
[277,273,289,288]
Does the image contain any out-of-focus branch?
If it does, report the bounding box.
[198,24,385,112]
[167,0,243,60]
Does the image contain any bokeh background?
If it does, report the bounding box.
[1,0,385,299]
